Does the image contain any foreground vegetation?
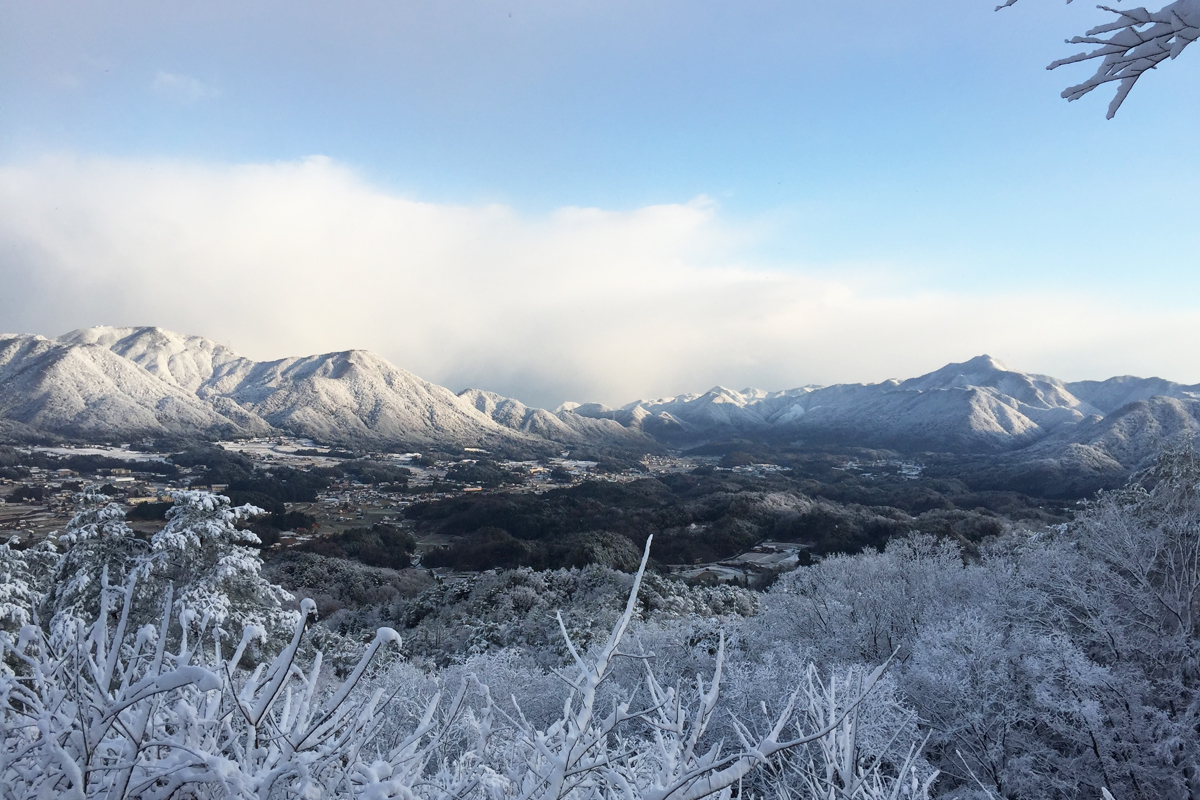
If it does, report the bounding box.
[2,446,1199,798]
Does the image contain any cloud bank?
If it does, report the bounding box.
[0,155,1196,408]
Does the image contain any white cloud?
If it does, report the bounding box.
[152,71,221,103]
[0,154,1197,408]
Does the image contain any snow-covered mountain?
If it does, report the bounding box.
[569,356,1102,453]
[2,327,1197,480]
[1065,375,1200,414]
[54,328,536,449]
[0,327,573,452]
[459,389,656,450]
[0,333,270,440]
[786,355,1099,452]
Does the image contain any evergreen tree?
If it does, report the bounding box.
[148,491,298,643]
[43,491,152,646]
[0,538,58,640]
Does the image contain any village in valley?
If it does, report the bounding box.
[0,437,805,585]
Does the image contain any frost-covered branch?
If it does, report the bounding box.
[1051,0,1200,117]
[485,535,914,800]
[1,526,920,800]
[1000,0,1200,117]
[0,575,401,799]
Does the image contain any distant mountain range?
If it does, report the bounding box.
[3,327,1198,492]
[569,354,1200,450]
[0,327,647,454]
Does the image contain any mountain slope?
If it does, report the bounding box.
[596,356,1097,452]
[1066,376,1200,415]
[0,334,268,440]
[1056,395,1200,470]
[460,388,659,451]
[954,395,1200,497]
[59,326,253,395]
[220,351,535,449]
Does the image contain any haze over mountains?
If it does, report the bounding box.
[2,326,1198,492]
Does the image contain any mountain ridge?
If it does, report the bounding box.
[2,327,1198,485]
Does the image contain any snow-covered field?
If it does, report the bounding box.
[26,444,168,462]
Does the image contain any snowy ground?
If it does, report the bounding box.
[215,437,347,467]
[25,444,168,462]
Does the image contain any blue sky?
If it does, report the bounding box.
[2,0,1198,406]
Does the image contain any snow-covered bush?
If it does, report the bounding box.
[0,572,400,798]
[771,665,938,800]
[0,536,920,800]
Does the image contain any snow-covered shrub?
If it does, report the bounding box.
[0,535,918,800]
[0,572,400,799]
[771,665,938,800]
[628,601,937,800]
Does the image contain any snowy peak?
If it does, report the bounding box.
[0,332,269,439]
[461,388,659,451]
[1066,375,1200,415]
[897,354,1089,412]
[899,354,1010,390]
[966,353,1007,371]
[594,355,1107,452]
[58,326,251,394]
